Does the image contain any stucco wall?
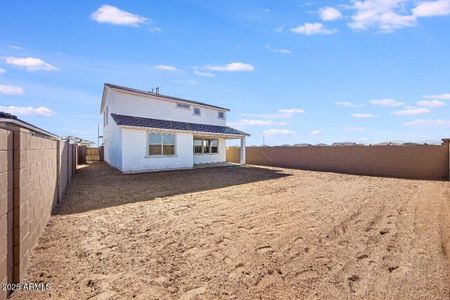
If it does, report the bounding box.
[104,117,122,171]
[108,88,227,126]
[193,138,226,164]
[227,144,450,180]
[121,128,193,172]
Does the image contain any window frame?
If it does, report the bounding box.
[104,106,109,127]
[218,111,225,119]
[193,138,219,155]
[147,132,177,157]
[176,103,191,110]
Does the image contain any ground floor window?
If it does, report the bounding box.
[193,138,218,154]
[148,133,175,156]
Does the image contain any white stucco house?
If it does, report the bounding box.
[100,83,249,173]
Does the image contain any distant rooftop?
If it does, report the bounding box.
[105,83,230,111]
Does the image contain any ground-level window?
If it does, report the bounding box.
[193,138,219,154]
[148,133,175,156]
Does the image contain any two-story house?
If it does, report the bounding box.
[100,83,249,173]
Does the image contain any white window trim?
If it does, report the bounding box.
[146,131,177,158]
[193,107,201,116]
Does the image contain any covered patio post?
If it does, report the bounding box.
[240,136,246,164]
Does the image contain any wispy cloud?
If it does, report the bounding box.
[3,56,59,71]
[348,0,416,32]
[9,45,24,50]
[291,22,336,35]
[416,99,446,107]
[412,0,450,17]
[423,92,450,100]
[205,62,254,72]
[265,44,292,54]
[154,64,180,72]
[0,105,55,116]
[0,68,5,75]
[311,130,322,136]
[262,129,295,136]
[369,98,403,107]
[335,101,362,107]
[229,119,287,127]
[91,5,147,26]
[319,7,343,21]
[404,119,450,127]
[149,26,161,32]
[244,108,304,119]
[194,70,215,77]
[392,107,430,115]
[174,79,198,85]
[0,84,24,95]
[351,113,376,118]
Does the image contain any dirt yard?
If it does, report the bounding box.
[12,162,450,299]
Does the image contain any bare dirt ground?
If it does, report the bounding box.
[12,162,450,299]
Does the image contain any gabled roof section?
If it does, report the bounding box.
[111,114,249,136]
[101,83,230,112]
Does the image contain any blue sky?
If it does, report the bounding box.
[1,0,450,146]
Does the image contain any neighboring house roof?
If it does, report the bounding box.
[111,113,249,136]
[63,136,95,145]
[103,83,230,112]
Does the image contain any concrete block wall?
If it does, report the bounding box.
[13,128,59,282]
[227,141,450,181]
[0,128,13,300]
[0,123,77,300]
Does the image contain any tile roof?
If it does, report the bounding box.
[111,114,249,136]
[105,83,230,111]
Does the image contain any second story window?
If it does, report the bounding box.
[176,103,190,109]
[193,107,201,116]
[218,111,225,119]
[104,106,109,127]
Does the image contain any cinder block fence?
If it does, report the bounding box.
[0,114,77,300]
[227,140,450,181]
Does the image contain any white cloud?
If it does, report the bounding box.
[0,106,55,116]
[278,108,305,114]
[154,65,180,72]
[291,22,336,35]
[174,79,198,85]
[9,45,24,50]
[205,62,254,72]
[348,0,416,32]
[369,98,404,107]
[351,113,376,118]
[263,8,271,13]
[0,68,5,75]
[149,26,161,32]
[0,84,23,95]
[311,130,322,136]
[91,5,147,26]
[416,99,446,107]
[319,7,343,21]
[404,118,450,127]
[262,129,295,136]
[3,56,58,71]
[413,0,450,17]
[194,70,215,77]
[336,101,361,107]
[243,108,304,119]
[423,93,450,100]
[392,107,430,115]
[265,44,292,54]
